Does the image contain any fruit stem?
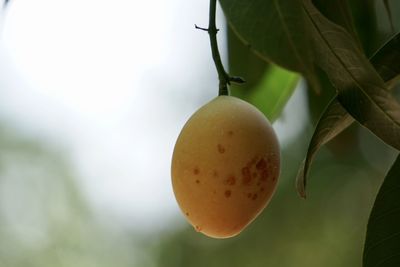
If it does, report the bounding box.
[196,0,245,96]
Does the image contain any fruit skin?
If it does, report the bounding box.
[171,95,280,238]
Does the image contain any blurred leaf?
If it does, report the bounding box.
[306,68,337,125]
[243,65,299,122]
[303,0,400,151]
[296,99,353,198]
[348,0,378,56]
[305,69,360,160]
[227,26,269,91]
[383,0,395,33]
[370,32,400,86]
[363,154,400,267]
[297,31,400,197]
[227,24,299,122]
[219,0,319,90]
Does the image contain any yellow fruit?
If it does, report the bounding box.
[171,95,280,238]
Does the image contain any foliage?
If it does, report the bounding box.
[219,0,400,265]
[364,154,400,267]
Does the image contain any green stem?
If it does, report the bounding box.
[209,0,229,95]
[197,0,245,96]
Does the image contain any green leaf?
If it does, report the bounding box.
[348,0,378,56]
[219,0,319,90]
[231,65,299,123]
[227,24,299,123]
[296,98,352,198]
[383,0,395,33]
[370,32,400,86]
[313,0,361,49]
[227,26,269,91]
[296,31,400,198]
[303,0,400,151]
[363,154,400,267]
[241,65,299,122]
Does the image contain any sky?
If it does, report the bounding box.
[0,0,307,232]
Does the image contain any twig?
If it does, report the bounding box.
[196,0,245,96]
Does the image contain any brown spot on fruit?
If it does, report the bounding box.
[256,158,267,170]
[195,225,202,232]
[193,167,200,175]
[212,170,219,177]
[228,130,234,137]
[247,193,252,198]
[225,175,236,185]
[247,156,258,168]
[252,194,258,200]
[185,212,189,216]
[217,144,226,153]
[260,187,265,192]
[224,190,232,198]
[260,170,269,181]
[195,179,200,184]
[242,167,252,185]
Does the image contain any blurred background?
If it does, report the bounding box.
[0,0,398,266]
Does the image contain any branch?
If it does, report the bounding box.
[196,0,245,96]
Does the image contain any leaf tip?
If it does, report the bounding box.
[296,161,307,199]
